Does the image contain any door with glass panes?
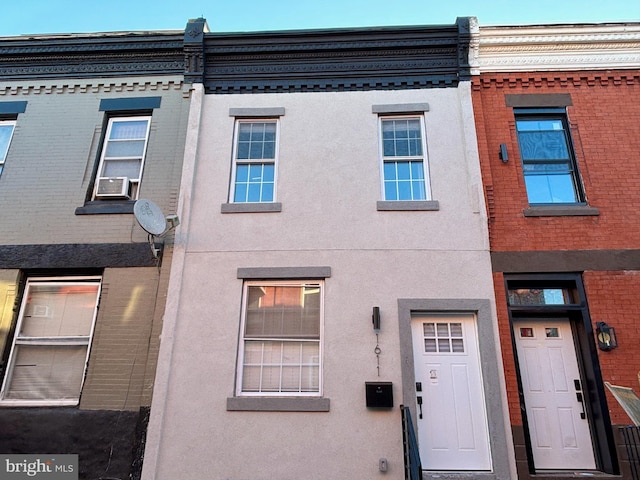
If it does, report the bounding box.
[411,313,491,470]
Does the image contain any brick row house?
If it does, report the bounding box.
[0,27,192,478]
[471,22,640,479]
[142,17,516,480]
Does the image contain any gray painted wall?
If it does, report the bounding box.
[0,76,188,245]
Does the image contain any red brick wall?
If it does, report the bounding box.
[583,270,640,425]
[492,272,524,425]
[474,71,640,428]
[472,71,640,252]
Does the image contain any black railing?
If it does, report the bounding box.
[401,405,422,480]
[622,426,640,480]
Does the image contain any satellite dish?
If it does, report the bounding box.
[134,199,167,236]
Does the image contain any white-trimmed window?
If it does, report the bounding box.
[93,116,151,200]
[230,120,278,203]
[379,116,430,201]
[0,120,16,177]
[0,277,101,406]
[237,280,323,396]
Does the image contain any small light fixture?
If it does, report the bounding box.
[499,143,509,163]
[372,306,381,332]
[596,322,618,351]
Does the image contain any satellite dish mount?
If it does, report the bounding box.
[133,199,180,259]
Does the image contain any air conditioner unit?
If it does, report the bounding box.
[95,177,131,198]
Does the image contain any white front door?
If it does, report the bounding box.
[514,319,596,470]
[411,314,492,471]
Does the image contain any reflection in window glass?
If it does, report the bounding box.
[0,121,16,177]
[1,278,101,404]
[240,282,322,395]
[508,288,572,305]
[515,114,582,204]
[545,327,559,338]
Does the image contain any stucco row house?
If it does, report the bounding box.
[0,16,639,480]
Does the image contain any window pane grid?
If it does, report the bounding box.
[233,121,278,203]
[233,163,275,203]
[380,117,428,201]
[239,282,322,395]
[242,340,320,393]
[383,160,426,200]
[422,322,465,353]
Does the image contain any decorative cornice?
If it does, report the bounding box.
[471,22,640,73]
[0,78,186,96]
[201,19,472,93]
[471,73,640,90]
[0,32,185,80]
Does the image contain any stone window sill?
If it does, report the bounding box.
[226,396,330,412]
[523,205,600,217]
[377,200,439,211]
[75,200,135,215]
[221,202,282,213]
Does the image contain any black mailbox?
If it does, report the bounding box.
[365,382,393,408]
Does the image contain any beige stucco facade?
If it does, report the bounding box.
[144,83,515,479]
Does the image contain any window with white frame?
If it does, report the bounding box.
[0,277,101,406]
[93,116,151,200]
[231,120,278,203]
[0,120,16,177]
[237,281,323,396]
[379,116,430,201]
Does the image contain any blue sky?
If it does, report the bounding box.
[2,0,639,36]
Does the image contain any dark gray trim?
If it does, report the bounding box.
[0,33,184,80]
[0,243,157,269]
[523,205,599,217]
[0,408,145,480]
[184,17,208,84]
[202,19,471,93]
[237,266,331,279]
[229,107,285,117]
[226,396,330,412]
[505,93,573,108]
[221,202,282,213]
[491,249,640,273]
[0,101,27,114]
[75,201,135,215]
[372,103,429,114]
[99,97,161,112]
[504,273,617,475]
[397,298,512,480]
[376,200,439,211]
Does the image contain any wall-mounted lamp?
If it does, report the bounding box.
[499,143,509,163]
[596,322,618,351]
[372,306,381,332]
